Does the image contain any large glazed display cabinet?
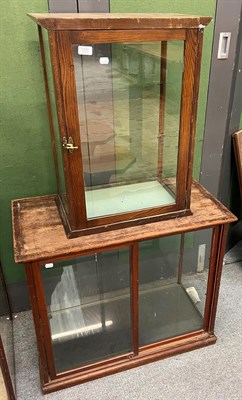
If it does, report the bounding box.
[11,14,237,394]
[12,183,236,393]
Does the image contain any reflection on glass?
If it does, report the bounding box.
[139,230,212,346]
[229,35,242,130]
[181,230,213,317]
[73,41,184,218]
[41,248,131,373]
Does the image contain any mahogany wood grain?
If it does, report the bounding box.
[232,130,242,200]
[85,203,186,228]
[55,352,134,379]
[70,29,186,43]
[139,329,204,352]
[12,181,236,264]
[55,31,87,230]
[0,264,15,400]
[31,264,57,380]
[24,202,190,238]
[202,224,228,334]
[207,224,228,334]
[48,31,71,221]
[176,29,198,208]
[185,29,204,207]
[24,264,50,384]
[202,227,219,332]
[27,13,212,31]
[0,336,16,400]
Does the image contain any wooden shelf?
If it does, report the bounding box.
[12,180,236,263]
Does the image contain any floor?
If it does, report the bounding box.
[49,283,203,373]
[224,240,242,264]
[14,261,242,400]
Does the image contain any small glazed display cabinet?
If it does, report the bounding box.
[27,12,212,237]
[11,13,237,394]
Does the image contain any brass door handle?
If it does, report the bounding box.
[62,137,78,153]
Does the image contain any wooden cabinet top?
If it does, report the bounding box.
[12,181,236,263]
[28,13,212,31]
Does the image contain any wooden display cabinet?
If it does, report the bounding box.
[12,12,234,395]
[12,182,236,394]
[28,13,212,237]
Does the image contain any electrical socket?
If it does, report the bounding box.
[197,244,206,272]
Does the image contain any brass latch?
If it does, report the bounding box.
[62,136,78,153]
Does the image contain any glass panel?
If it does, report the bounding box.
[230,33,242,130]
[0,268,15,395]
[42,29,67,209]
[73,40,183,219]
[41,248,131,373]
[139,229,213,347]
[228,34,242,214]
[181,229,213,317]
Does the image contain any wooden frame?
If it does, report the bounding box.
[0,337,16,400]
[232,130,242,200]
[27,13,212,31]
[28,13,212,237]
[12,181,236,394]
[0,263,16,400]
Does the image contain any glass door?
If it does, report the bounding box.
[39,227,216,375]
[40,247,132,373]
[54,26,200,231]
[73,40,184,219]
[139,229,213,348]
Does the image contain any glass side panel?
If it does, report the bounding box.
[41,248,131,373]
[139,229,213,347]
[73,41,184,219]
[42,29,67,210]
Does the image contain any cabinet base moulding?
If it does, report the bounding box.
[41,331,216,394]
